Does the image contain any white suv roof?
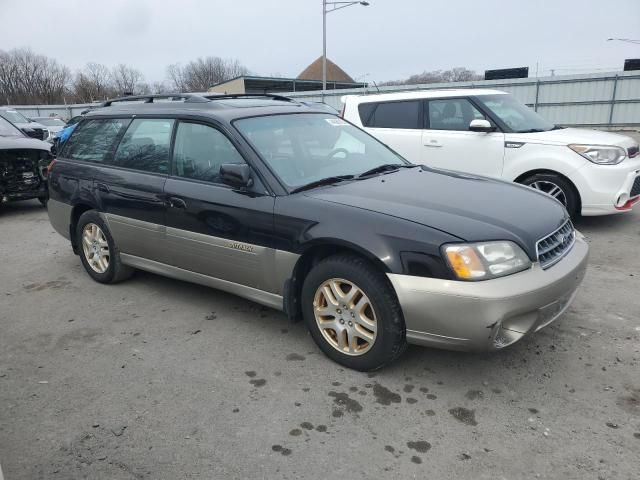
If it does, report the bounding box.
[342,89,507,104]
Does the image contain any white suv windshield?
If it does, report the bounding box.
[235,113,407,188]
[0,110,29,124]
[0,116,24,137]
[476,94,556,133]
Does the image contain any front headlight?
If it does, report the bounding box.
[568,144,626,165]
[442,241,531,281]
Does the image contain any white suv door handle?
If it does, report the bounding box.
[424,139,442,147]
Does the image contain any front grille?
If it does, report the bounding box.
[631,176,640,197]
[628,145,639,159]
[536,220,576,269]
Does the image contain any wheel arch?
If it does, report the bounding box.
[513,168,582,212]
[69,203,97,254]
[283,240,389,323]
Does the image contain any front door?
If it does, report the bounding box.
[163,120,277,292]
[421,97,505,177]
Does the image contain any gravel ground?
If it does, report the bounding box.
[0,201,639,480]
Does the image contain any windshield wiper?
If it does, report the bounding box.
[289,175,354,194]
[515,128,547,133]
[357,163,417,179]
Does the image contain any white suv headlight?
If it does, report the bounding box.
[443,241,531,281]
[568,144,626,165]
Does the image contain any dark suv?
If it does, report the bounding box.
[47,94,588,370]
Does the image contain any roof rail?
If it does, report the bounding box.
[102,93,210,107]
[201,93,297,103]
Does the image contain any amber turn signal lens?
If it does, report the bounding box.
[445,246,485,280]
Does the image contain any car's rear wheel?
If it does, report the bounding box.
[38,196,48,207]
[76,211,133,284]
[520,173,579,217]
[301,254,406,371]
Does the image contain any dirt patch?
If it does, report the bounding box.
[449,407,478,426]
[373,383,401,405]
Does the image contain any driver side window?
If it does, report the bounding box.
[428,99,486,131]
[173,122,245,184]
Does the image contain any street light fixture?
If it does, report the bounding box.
[607,38,640,45]
[323,1,370,91]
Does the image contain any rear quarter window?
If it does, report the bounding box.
[358,100,421,129]
[62,118,130,163]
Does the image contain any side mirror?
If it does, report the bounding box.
[469,119,495,133]
[220,163,253,188]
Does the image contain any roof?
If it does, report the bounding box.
[343,89,508,103]
[297,57,355,82]
[84,95,330,122]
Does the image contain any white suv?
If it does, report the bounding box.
[342,89,640,216]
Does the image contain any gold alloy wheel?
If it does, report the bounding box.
[313,278,378,356]
[81,223,110,274]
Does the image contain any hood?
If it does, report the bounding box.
[305,167,568,260]
[0,136,52,151]
[507,127,638,150]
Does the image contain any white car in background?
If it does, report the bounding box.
[342,90,640,216]
[31,117,67,141]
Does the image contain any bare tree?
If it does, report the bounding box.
[0,48,71,104]
[110,64,144,96]
[72,62,114,102]
[166,63,187,92]
[381,67,482,86]
[167,57,249,92]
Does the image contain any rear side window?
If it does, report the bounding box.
[63,118,130,162]
[113,119,174,174]
[173,122,245,184]
[358,100,421,129]
[427,98,486,131]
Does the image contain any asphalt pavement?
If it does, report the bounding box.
[0,201,638,479]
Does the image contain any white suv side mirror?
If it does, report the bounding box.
[469,119,495,133]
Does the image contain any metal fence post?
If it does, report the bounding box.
[534,79,540,112]
[608,75,619,126]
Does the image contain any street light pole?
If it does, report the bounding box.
[323,0,327,92]
[322,1,370,91]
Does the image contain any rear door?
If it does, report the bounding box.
[64,117,173,262]
[421,97,505,177]
[358,99,424,162]
[163,120,277,291]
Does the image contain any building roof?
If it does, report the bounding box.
[210,75,365,94]
[297,57,355,82]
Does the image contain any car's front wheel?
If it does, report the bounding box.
[301,254,406,371]
[76,211,133,284]
[520,172,579,217]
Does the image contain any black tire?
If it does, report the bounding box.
[520,172,580,217]
[301,254,407,371]
[38,196,48,207]
[76,210,134,284]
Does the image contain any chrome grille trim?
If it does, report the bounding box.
[536,219,576,269]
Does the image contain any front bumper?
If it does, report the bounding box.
[388,234,589,352]
[570,156,640,216]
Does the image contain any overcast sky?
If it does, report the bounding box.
[1,0,639,84]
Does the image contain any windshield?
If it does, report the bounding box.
[0,116,25,137]
[475,94,555,133]
[234,113,408,188]
[0,110,29,124]
[35,118,65,127]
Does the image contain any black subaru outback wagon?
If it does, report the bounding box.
[47,94,588,370]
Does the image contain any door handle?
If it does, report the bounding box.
[167,196,187,209]
[423,139,442,147]
[96,183,109,193]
